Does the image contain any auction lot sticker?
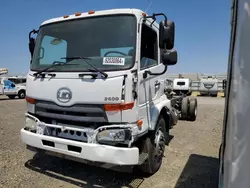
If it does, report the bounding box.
[103,57,125,66]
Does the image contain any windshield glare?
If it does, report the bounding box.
[31,15,136,72]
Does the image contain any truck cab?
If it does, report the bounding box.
[0,78,26,99]
[199,77,219,97]
[173,78,192,96]
[21,8,197,174]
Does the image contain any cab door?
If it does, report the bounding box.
[138,21,162,130]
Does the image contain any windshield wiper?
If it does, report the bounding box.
[61,56,108,78]
[33,61,79,77]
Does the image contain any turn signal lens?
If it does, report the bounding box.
[104,102,134,111]
[26,97,36,104]
[137,120,143,127]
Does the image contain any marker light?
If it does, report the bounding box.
[88,10,95,14]
[75,12,81,16]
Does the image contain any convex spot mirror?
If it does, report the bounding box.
[159,20,175,50]
[161,49,177,66]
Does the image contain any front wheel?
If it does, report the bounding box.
[18,90,26,99]
[139,116,167,175]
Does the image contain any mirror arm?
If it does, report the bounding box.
[144,13,168,27]
[143,65,167,79]
[152,13,167,20]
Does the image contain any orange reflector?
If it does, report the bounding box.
[137,120,143,127]
[63,15,69,18]
[26,97,36,104]
[75,12,81,16]
[104,102,134,111]
[142,12,147,17]
[88,10,95,14]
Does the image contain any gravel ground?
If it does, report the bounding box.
[0,96,224,188]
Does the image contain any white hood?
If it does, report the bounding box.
[26,73,124,106]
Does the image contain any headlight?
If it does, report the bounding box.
[96,129,131,143]
[25,117,37,131]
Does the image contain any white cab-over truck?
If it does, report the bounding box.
[21,8,198,174]
[172,78,192,96]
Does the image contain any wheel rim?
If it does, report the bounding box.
[20,92,25,98]
[154,128,165,164]
[194,107,197,116]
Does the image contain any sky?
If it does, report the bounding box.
[0,0,231,76]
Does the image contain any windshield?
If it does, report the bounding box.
[31,15,137,72]
[177,81,185,86]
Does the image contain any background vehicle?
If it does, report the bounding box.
[199,77,219,97]
[8,76,27,85]
[172,78,192,96]
[21,8,198,175]
[0,78,26,99]
[0,68,8,76]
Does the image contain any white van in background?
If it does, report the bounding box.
[173,78,192,96]
[0,78,26,99]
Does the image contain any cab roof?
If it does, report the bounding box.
[41,8,146,26]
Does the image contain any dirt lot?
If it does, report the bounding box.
[0,96,224,188]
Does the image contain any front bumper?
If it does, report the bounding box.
[21,128,139,165]
[21,113,140,165]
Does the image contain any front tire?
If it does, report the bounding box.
[18,90,26,99]
[139,116,167,175]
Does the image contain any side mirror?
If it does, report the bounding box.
[29,38,35,58]
[29,29,38,60]
[159,20,175,50]
[161,49,177,66]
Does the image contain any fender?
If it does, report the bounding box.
[149,95,173,130]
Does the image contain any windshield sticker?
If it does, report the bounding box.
[103,57,125,66]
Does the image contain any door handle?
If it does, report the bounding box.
[155,81,160,86]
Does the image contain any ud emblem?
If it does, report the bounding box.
[57,87,72,103]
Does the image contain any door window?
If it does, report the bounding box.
[3,80,15,88]
[140,24,158,70]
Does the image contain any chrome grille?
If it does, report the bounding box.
[35,101,108,123]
